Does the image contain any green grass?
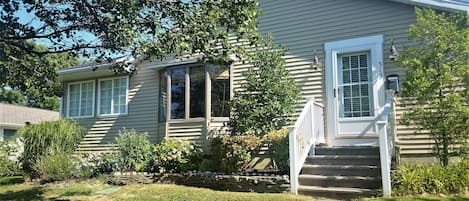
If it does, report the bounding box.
[0,176,310,201]
[364,196,469,201]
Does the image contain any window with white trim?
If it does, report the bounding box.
[98,77,128,115]
[67,81,95,117]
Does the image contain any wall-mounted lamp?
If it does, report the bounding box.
[312,50,321,69]
[389,40,399,61]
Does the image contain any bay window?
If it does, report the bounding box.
[159,64,230,121]
[67,81,95,117]
[98,77,128,116]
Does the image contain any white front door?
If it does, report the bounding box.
[325,35,385,146]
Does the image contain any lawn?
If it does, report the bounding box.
[0,176,310,201]
[365,197,469,201]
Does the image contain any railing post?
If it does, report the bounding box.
[308,97,315,155]
[288,126,298,195]
[378,122,391,196]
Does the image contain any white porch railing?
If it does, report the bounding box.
[376,90,397,197]
[289,97,325,194]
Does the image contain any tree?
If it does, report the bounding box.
[399,8,469,166]
[2,1,260,110]
[1,41,78,110]
[1,0,260,68]
[0,89,24,105]
[229,35,300,136]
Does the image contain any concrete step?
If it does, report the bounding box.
[315,146,379,156]
[301,164,380,177]
[298,174,381,189]
[297,185,378,200]
[306,155,380,166]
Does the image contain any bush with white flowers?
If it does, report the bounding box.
[152,139,202,173]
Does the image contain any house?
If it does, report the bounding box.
[0,103,59,142]
[57,0,468,198]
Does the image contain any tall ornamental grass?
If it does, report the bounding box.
[18,119,84,171]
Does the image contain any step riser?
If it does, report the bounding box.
[298,190,377,200]
[306,158,379,166]
[302,168,379,177]
[298,178,381,189]
[315,148,379,156]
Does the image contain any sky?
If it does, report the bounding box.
[14,4,98,53]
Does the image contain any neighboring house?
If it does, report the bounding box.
[57,0,468,198]
[0,103,59,142]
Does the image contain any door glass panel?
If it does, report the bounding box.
[338,52,373,118]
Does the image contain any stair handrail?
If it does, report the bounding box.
[288,97,325,194]
[376,90,397,197]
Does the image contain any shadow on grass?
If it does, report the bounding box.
[0,176,24,185]
[60,189,93,197]
[0,187,45,201]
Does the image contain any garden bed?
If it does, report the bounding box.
[108,172,290,193]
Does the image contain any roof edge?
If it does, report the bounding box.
[390,0,469,14]
[57,56,134,75]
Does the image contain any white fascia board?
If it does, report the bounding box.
[0,122,24,128]
[57,63,111,75]
[57,56,135,75]
[390,0,469,14]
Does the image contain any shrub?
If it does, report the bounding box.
[229,35,299,136]
[152,139,202,173]
[34,153,74,181]
[198,159,217,172]
[71,153,119,178]
[95,153,119,174]
[19,119,84,172]
[392,160,469,195]
[209,135,260,173]
[115,129,152,172]
[0,142,20,176]
[263,128,289,172]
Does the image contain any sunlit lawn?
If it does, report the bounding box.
[0,176,311,201]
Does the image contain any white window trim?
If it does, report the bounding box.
[66,80,96,118]
[97,76,129,117]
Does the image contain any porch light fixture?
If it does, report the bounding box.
[389,40,399,61]
[312,50,320,69]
